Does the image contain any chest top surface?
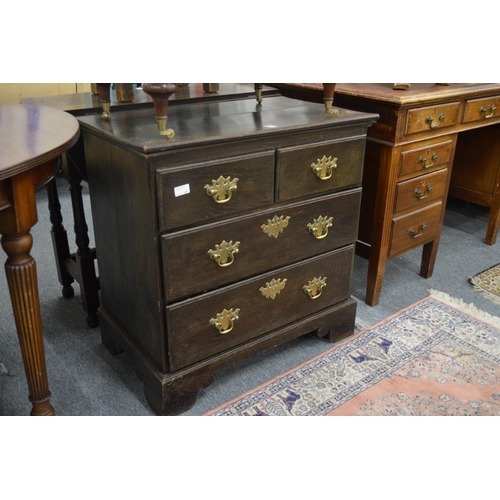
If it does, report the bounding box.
[77,96,378,155]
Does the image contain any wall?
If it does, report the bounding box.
[0,83,92,104]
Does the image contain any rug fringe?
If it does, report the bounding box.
[469,275,500,306]
[428,289,500,329]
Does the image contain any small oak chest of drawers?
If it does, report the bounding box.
[78,96,377,415]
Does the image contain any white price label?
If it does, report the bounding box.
[174,184,190,197]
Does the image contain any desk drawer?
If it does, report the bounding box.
[399,139,453,177]
[463,95,500,124]
[405,102,459,136]
[394,168,448,214]
[157,151,275,231]
[276,137,365,201]
[162,189,361,301]
[389,202,442,256]
[166,247,354,370]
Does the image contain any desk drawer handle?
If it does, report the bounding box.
[209,308,240,335]
[303,276,327,299]
[311,155,337,180]
[425,113,445,129]
[307,215,333,239]
[480,104,497,119]
[208,240,240,267]
[408,222,427,238]
[419,152,438,169]
[413,184,433,200]
[204,176,239,203]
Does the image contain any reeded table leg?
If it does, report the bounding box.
[0,161,59,416]
[1,232,55,416]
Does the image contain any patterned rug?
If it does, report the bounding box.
[206,291,500,416]
[470,263,500,305]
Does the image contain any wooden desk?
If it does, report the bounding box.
[0,104,80,415]
[271,83,500,306]
[77,96,376,415]
[20,84,281,327]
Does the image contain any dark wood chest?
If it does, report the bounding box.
[78,96,377,415]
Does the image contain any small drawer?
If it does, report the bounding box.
[399,139,453,177]
[389,202,442,256]
[463,95,500,123]
[162,189,362,301]
[405,102,459,136]
[276,137,365,202]
[156,151,275,231]
[394,168,448,214]
[166,247,354,370]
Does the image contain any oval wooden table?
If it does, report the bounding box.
[0,104,80,415]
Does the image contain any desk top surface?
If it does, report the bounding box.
[336,83,500,105]
[0,104,80,180]
[273,83,500,106]
[77,96,378,155]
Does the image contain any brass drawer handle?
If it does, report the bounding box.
[418,152,438,169]
[204,175,239,203]
[303,276,327,299]
[311,155,337,180]
[209,308,240,334]
[480,104,497,119]
[208,240,240,267]
[259,278,287,300]
[408,222,427,238]
[307,215,333,239]
[413,184,433,200]
[425,113,445,129]
[261,215,290,239]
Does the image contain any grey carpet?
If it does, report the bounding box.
[1,176,499,416]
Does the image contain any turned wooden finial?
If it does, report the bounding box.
[96,83,111,118]
[142,83,179,138]
[323,83,339,117]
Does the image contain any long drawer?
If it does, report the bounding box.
[166,247,354,370]
[162,189,361,301]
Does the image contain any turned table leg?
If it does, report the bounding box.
[1,231,55,416]
[47,176,75,299]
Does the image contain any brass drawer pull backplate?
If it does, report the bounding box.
[204,175,239,203]
[208,240,240,267]
[311,155,337,180]
[303,276,327,299]
[259,278,287,299]
[307,215,333,239]
[261,215,290,238]
[209,308,240,334]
